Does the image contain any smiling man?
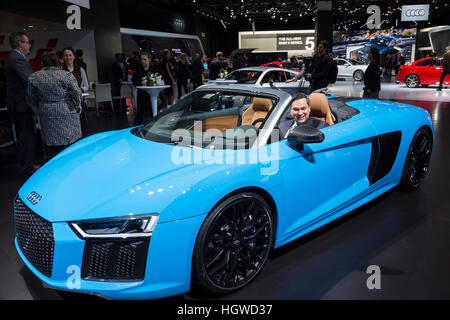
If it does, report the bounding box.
[278,92,329,138]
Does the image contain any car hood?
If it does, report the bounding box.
[19,128,192,223]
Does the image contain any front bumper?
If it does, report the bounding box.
[15,213,206,300]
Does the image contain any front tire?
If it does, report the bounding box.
[353,70,364,81]
[405,74,420,88]
[399,128,432,191]
[192,192,274,294]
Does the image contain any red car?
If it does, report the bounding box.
[397,57,450,88]
[260,61,300,73]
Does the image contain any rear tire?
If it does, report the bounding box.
[399,128,432,191]
[353,70,364,81]
[405,74,420,88]
[192,192,274,294]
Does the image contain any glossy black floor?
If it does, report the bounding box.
[1,83,449,300]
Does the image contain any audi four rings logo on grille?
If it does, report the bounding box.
[27,191,42,205]
[405,9,426,17]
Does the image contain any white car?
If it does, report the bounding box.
[207,67,309,94]
[334,58,368,81]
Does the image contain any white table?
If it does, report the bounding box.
[136,85,170,116]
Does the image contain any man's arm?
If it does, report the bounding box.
[14,56,32,86]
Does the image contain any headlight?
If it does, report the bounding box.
[69,214,159,239]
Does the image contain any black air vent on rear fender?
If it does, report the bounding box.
[367,131,402,185]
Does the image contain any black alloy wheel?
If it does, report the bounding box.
[400,128,432,191]
[192,192,274,294]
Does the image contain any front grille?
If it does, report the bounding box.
[81,240,149,281]
[14,196,54,277]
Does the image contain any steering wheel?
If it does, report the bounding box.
[251,118,265,127]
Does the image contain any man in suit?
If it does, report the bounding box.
[278,92,328,139]
[305,40,333,93]
[209,52,228,80]
[5,31,36,177]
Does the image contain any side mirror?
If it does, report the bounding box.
[287,125,324,151]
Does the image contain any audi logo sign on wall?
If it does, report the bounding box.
[401,4,430,22]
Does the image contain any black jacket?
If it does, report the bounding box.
[363,63,381,92]
[5,50,33,113]
[443,52,450,71]
[209,59,228,80]
[176,61,192,79]
[190,60,204,77]
[307,53,333,90]
[111,61,127,87]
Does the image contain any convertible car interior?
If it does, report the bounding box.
[183,95,275,133]
[147,91,360,148]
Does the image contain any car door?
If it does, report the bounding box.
[416,58,438,84]
[342,59,354,77]
[261,70,286,85]
[274,114,378,241]
[335,59,348,77]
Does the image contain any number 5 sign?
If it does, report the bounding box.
[305,37,315,51]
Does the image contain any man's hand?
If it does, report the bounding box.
[305,73,312,79]
[286,78,295,83]
[76,103,82,114]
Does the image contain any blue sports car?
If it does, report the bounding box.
[14,85,433,299]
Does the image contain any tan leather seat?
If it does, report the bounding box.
[309,93,336,126]
[202,115,239,132]
[241,97,273,128]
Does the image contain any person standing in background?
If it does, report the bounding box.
[62,47,89,92]
[27,51,82,160]
[305,40,333,93]
[161,49,175,108]
[132,52,160,125]
[75,49,87,73]
[62,47,89,127]
[127,51,141,74]
[176,53,191,99]
[396,51,405,75]
[363,47,381,99]
[5,31,36,177]
[191,53,204,89]
[111,53,127,115]
[209,52,227,80]
[437,46,450,92]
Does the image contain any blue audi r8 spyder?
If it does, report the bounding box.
[14,85,433,299]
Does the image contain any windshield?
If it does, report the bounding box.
[225,70,263,84]
[137,90,278,149]
[349,59,364,65]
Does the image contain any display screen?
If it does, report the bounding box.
[332,28,416,64]
[277,33,315,51]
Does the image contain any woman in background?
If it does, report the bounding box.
[176,52,191,99]
[190,53,204,90]
[27,51,82,159]
[161,49,175,108]
[62,47,88,125]
[62,47,88,92]
[363,47,381,99]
